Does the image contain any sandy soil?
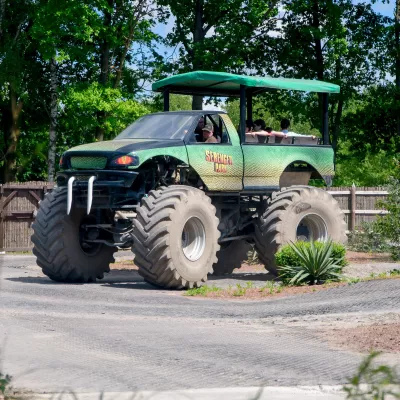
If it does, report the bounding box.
[346,251,394,263]
[325,322,400,353]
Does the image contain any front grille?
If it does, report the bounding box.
[75,175,91,181]
[70,156,107,170]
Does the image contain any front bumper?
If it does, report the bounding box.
[56,170,139,214]
[57,170,138,188]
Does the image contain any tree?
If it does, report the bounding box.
[0,0,41,182]
[59,83,149,148]
[157,0,279,109]
[397,0,400,137]
[90,0,160,140]
[253,0,389,153]
[30,0,161,181]
[340,84,400,156]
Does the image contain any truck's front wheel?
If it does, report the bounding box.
[254,186,347,275]
[32,188,116,282]
[132,186,220,289]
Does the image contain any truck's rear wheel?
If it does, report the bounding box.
[32,187,116,282]
[254,186,347,275]
[132,186,220,289]
[212,240,251,275]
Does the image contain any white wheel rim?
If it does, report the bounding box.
[181,217,206,261]
[296,213,328,242]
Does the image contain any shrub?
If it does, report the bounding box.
[375,177,400,261]
[276,240,346,285]
[276,241,347,270]
[347,222,391,253]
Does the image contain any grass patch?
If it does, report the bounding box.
[184,285,222,296]
[184,269,400,300]
[259,281,283,295]
[365,269,400,281]
[2,251,32,255]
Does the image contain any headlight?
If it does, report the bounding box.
[110,154,139,167]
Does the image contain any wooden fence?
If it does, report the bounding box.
[324,186,388,232]
[0,182,55,252]
[0,183,389,252]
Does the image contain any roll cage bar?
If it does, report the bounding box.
[153,71,340,146]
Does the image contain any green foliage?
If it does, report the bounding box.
[184,285,221,297]
[158,0,278,73]
[344,352,400,399]
[0,0,160,182]
[276,241,347,269]
[260,281,283,294]
[334,143,399,186]
[0,371,12,397]
[0,0,397,184]
[60,83,150,146]
[232,283,247,296]
[341,85,400,157]
[144,94,193,113]
[347,222,392,254]
[276,240,346,285]
[375,177,400,260]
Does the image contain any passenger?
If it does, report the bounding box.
[246,120,254,132]
[202,124,218,143]
[248,119,275,140]
[245,120,259,143]
[254,119,267,132]
[195,116,205,141]
[196,116,205,131]
[280,118,316,139]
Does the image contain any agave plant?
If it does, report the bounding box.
[278,239,344,285]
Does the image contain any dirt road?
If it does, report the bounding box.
[0,254,399,397]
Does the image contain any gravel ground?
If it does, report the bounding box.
[0,253,399,396]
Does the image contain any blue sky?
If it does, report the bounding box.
[154,1,396,61]
[147,0,396,108]
[361,0,395,16]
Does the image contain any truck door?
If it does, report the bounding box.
[186,114,243,192]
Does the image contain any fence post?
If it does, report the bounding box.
[350,183,356,231]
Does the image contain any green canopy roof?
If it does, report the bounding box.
[152,71,340,97]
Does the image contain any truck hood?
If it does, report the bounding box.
[66,139,185,155]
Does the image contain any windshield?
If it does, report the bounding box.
[115,114,197,140]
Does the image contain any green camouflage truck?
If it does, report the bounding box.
[32,71,346,289]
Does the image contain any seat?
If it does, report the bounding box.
[257,135,267,144]
[292,136,317,145]
[266,136,275,144]
[280,137,293,144]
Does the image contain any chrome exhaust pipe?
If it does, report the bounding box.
[87,176,96,215]
[67,177,75,215]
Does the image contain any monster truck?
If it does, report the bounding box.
[32,71,346,288]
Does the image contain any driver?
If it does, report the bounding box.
[202,124,218,143]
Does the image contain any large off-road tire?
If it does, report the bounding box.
[254,186,347,275]
[131,186,220,289]
[31,187,116,282]
[212,240,252,275]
